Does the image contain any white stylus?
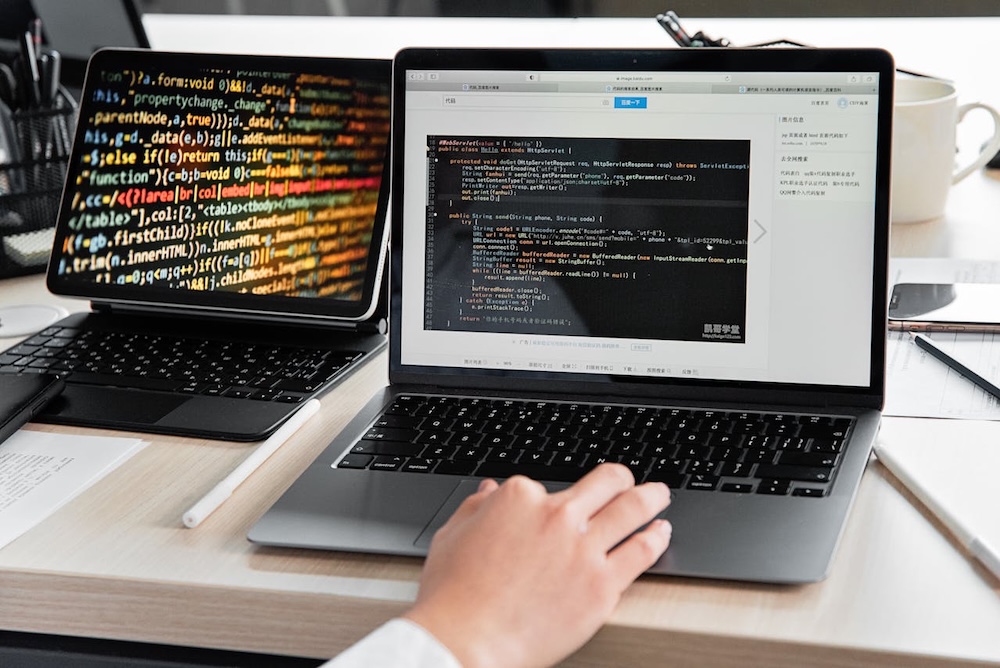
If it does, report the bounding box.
[182,399,321,528]
[876,441,1000,581]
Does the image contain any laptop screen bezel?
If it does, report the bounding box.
[389,47,892,409]
[47,48,392,322]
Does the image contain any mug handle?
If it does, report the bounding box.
[953,102,1000,184]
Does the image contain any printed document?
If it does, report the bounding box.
[0,430,146,549]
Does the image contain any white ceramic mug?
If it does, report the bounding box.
[891,78,1000,224]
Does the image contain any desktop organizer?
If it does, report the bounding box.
[0,40,77,279]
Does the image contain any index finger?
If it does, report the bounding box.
[552,463,636,519]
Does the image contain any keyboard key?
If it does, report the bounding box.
[424,445,458,460]
[370,456,405,471]
[757,479,791,495]
[792,487,827,497]
[402,458,437,473]
[422,417,456,431]
[744,434,778,450]
[417,430,452,445]
[512,434,548,450]
[755,464,833,483]
[486,448,522,462]
[452,432,484,447]
[337,454,373,469]
[553,452,589,467]
[687,475,719,491]
[721,482,753,493]
[719,461,752,477]
[708,432,746,448]
[608,440,645,456]
[674,432,711,447]
[434,460,479,476]
[480,432,514,447]
[676,445,712,461]
[521,451,554,466]
[778,451,839,467]
[455,446,488,461]
[272,377,329,393]
[743,448,776,464]
[547,437,580,452]
[475,462,584,483]
[351,441,425,457]
[363,427,418,442]
[774,437,807,452]
[810,439,844,454]
[686,459,717,475]
[645,470,686,488]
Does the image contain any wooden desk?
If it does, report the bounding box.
[2,14,1000,667]
[2,304,1000,666]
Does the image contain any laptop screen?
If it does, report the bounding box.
[392,49,891,397]
[47,49,391,321]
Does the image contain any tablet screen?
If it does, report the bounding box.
[48,49,391,321]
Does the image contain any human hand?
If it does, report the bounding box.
[403,463,672,668]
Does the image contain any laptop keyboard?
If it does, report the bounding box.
[0,326,363,403]
[336,394,853,496]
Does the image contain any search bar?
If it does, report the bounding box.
[544,72,733,83]
[442,95,613,108]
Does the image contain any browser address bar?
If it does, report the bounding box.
[442,95,615,108]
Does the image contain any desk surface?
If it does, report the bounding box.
[2,14,1000,668]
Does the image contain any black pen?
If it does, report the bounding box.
[656,11,693,47]
[911,332,1000,401]
[19,30,42,107]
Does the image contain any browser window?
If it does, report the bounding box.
[398,68,881,387]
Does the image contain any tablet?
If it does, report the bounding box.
[47,48,392,322]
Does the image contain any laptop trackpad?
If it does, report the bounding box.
[414,479,571,549]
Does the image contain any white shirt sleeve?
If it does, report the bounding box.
[318,617,462,668]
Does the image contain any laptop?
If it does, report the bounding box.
[0,48,392,441]
[249,47,893,583]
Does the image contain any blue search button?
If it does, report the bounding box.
[614,96,647,109]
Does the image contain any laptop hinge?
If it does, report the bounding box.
[89,301,386,334]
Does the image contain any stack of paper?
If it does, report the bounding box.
[885,258,1000,420]
[0,430,146,549]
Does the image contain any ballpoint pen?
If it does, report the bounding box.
[653,10,933,78]
[656,11,693,47]
[655,10,730,47]
[911,332,1000,401]
[19,30,41,108]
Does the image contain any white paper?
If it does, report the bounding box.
[885,258,1000,419]
[0,430,146,549]
[889,256,1000,287]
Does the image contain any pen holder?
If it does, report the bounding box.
[0,91,76,278]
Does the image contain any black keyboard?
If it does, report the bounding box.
[336,394,854,496]
[0,325,362,403]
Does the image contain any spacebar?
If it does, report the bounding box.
[475,462,587,483]
[67,372,185,392]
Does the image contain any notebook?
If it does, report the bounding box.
[249,47,894,583]
[875,426,1000,579]
[0,48,392,441]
